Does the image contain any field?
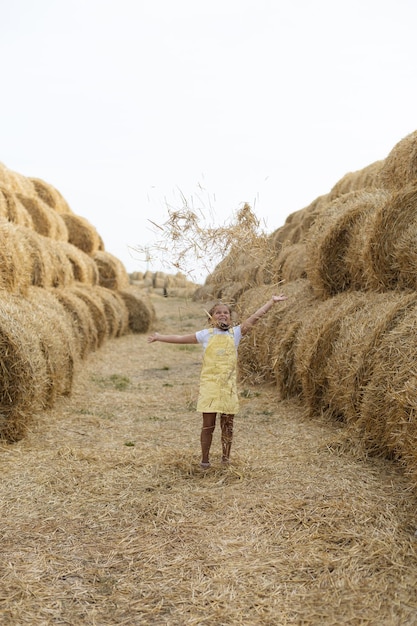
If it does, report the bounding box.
[1,293,417,626]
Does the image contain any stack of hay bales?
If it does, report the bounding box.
[0,162,155,442]
[200,130,417,483]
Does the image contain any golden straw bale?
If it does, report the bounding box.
[294,291,369,417]
[0,220,33,294]
[92,285,130,338]
[323,291,417,424]
[61,213,102,254]
[69,284,109,347]
[377,130,417,190]
[118,287,156,333]
[364,183,417,291]
[23,288,80,405]
[92,250,130,290]
[277,243,308,283]
[29,177,73,214]
[4,169,35,196]
[328,160,385,200]
[355,301,417,478]
[237,280,316,394]
[0,293,50,442]
[42,237,75,288]
[56,240,99,285]
[16,193,69,240]
[48,288,99,358]
[305,190,388,299]
[0,186,34,227]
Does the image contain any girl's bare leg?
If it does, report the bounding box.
[220,413,234,463]
[201,413,216,465]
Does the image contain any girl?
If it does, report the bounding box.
[147,294,287,468]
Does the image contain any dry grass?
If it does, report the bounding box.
[1,294,417,625]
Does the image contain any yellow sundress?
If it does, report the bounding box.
[196,328,239,414]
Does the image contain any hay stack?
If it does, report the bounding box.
[93,249,130,290]
[0,186,34,227]
[323,291,417,423]
[355,301,417,481]
[328,159,385,200]
[0,220,32,294]
[61,213,102,255]
[294,291,369,417]
[92,285,130,338]
[70,284,109,347]
[364,182,417,291]
[17,194,69,240]
[57,240,99,285]
[118,288,155,333]
[237,279,316,397]
[377,129,417,190]
[305,190,388,298]
[29,177,73,214]
[0,294,50,442]
[48,289,100,358]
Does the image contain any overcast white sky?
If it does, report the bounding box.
[1,0,416,281]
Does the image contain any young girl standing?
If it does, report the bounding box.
[147,294,287,468]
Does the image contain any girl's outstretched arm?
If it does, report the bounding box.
[147,332,198,344]
[240,293,287,335]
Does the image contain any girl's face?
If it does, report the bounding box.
[211,305,232,329]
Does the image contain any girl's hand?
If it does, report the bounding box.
[147,333,159,343]
[272,293,287,302]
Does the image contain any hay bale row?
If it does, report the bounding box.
[0,283,155,442]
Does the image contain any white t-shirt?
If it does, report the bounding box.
[195,326,242,351]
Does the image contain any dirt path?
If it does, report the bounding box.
[1,293,417,625]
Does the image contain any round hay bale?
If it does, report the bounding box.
[364,183,417,291]
[118,288,155,333]
[16,194,69,240]
[70,284,109,347]
[92,250,130,290]
[48,289,99,358]
[277,243,308,283]
[328,160,385,200]
[377,130,417,190]
[92,285,130,338]
[57,240,99,285]
[294,291,369,417]
[323,291,417,423]
[305,190,388,299]
[0,220,32,294]
[0,294,49,442]
[23,288,80,405]
[0,186,34,227]
[61,213,102,254]
[29,177,72,214]
[356,301,417,479]
[4,169,35,196]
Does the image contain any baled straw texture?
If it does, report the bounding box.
[61,213,102,255]
[353,302,417,474]
[57,240,99,285]
[29,177,73,214]
[328,159,385,200]
[364,182,417,291]
[91,285,130,338]
[0,219,32,294]
[92,249,130,290]
[118,287,156,333]
[294,291,369,417]
[0,294,49,442]
[23,288,80,406]
[236,280,316,395]
[16,193,69,240]
[48,288,100,358]
[69,284,110,347]
[305,190,388,299]
[322,291,417,424]
[377,129,417,190]
[0,186,34,227]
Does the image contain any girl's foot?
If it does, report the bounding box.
[221,457,230,465]
[200,462,211,469]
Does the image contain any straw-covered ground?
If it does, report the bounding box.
[1,293,417,626]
